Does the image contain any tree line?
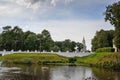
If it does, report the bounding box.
[0,26,83,52]
[92,1,120,52]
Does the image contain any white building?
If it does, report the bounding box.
[81,37,87,52]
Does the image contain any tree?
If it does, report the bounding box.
[0,34,3,50]
[1,26,13,50]
[41,29,54,51]
[76,42,84,51]
[54,41,63,51]
[2,26,12,33]
[0,26,84,52]
[105,1,120,51]
[23,31,35,50]
[11,26,24,50]
[92,29,114,51]
[25,34,37,51]
[51,45,60,52]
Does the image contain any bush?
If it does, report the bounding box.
[19,58,33,64]
[96,47,115,52]
[68,57,77,63]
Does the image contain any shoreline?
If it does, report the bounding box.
[0,52,120,70]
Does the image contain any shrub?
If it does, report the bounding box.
[21,58,33,64]
[96,47,115,52]
[2,60,12,64]
[68,57,77,63]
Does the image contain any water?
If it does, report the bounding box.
[0,64,120,80]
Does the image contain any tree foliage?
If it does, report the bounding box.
[105,1,120,51]
[92,29,114,51]
[0,26,83,52]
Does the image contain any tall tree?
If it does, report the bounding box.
[23,31,35,50]
[25,34,37,51]
[11,26,24,50]
[92,29,114,51]
[41,29,54,51]
[1,26,13,50]
[105,1,120,51]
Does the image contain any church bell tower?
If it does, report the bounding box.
[81,37,87,52]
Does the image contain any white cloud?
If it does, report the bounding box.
[0,5,22,16]
[51,0,57,6]
[0,0,116,50]
[15,0,48,11]
[0,0,117,17]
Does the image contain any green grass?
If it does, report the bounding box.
[77,52,120,69]
[0,53,68,64]
[77,52,113,64]
[1,52,120,69]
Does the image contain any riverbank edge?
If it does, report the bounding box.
[77,52,120,70]
[0,52,120,70]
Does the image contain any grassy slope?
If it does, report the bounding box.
[77,52,120,69]
[0,53,68,64]
[77,52,114,64]
[1,52,120,69]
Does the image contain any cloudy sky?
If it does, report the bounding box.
[0,0,119,50]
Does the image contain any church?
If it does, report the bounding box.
[81,37,87,52]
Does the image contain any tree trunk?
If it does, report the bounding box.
[117,48,120,52]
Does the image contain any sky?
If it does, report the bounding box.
[0,0,119,50]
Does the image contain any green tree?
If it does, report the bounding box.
[51,45,60,52]
[37,34,43,51]
[0,34,3,50]
[92,29,114,51]
[54,39,82,52]
[25,34,37,51]
[41,29,54,51]
[11,26,24,50]
[62,39,72,51]
[23,31,35,50]
[105,1,120,51]
[54,41,63,51]
[1,26,13,50]
[0,26,84,52]
[76,42,84,51]
[2,26,12,33]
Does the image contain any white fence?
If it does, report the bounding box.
[0,50,93,57]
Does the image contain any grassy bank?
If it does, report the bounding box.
[0,53,69,65]
[77,52,120,69]
[1,52,120,69]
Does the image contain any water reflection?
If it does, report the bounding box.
[0,64,120,80]
[50,66,96,80]
[0,64,50,80]
[92,67,120,80]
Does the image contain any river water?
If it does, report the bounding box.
[0,64,120,80]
